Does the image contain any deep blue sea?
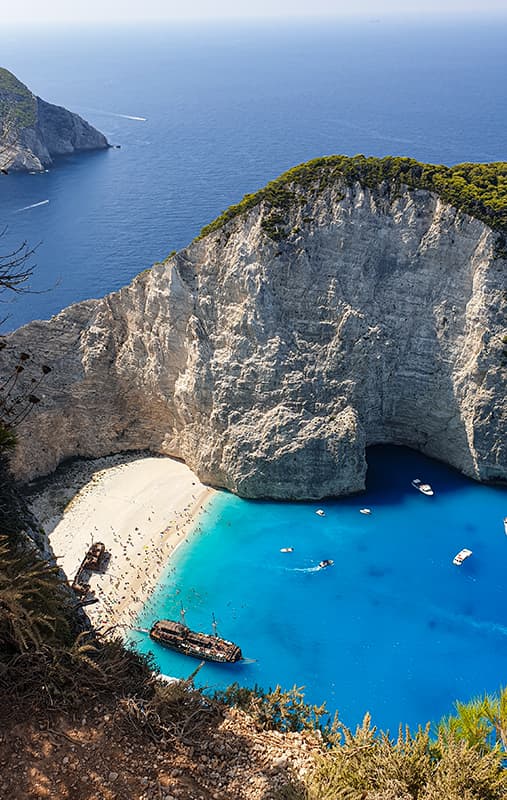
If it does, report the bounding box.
[1,19,506,731]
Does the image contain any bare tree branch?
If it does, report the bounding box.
[0,238,36,294]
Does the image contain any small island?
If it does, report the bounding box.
[0,67,109,172]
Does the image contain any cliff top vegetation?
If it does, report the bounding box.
[198,155,507,242]
[0,67,37,130]
[0,67,31,96]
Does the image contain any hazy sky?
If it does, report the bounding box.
[4,0,507,25]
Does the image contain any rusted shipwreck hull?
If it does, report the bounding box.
[83,542,105,571]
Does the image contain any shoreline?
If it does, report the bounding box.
[99,485,214,633]
[26,453,215,632]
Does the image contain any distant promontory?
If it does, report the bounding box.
[0,67,109,172]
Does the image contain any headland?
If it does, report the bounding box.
[0,67,109,172]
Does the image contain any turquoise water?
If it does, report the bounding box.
[131,446,507,732]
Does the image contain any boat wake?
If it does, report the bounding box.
[78,106,147,121]
[442,608,507,639]
[291,566,323,573]
[16,199,49,212]
[371,587,507,641]
[396,593,507,640]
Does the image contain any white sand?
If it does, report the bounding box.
[27,454,213,632]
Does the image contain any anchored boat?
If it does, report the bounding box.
[149,619,243,663]
[411,479,434,496]
[453,548,472,566]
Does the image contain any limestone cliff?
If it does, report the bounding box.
[3,160,506,498]
[0,68,108,172]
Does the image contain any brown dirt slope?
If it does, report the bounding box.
[0,698,321,800]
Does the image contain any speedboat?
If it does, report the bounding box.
[411,479,434,496]
[360,508,372,515]
[452,548,472,566]
[318,559,334,569]
[280,547,294,553]
[315,509,325,517]
[504,517,507,535]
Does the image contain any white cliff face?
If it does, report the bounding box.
[3,181,506,498]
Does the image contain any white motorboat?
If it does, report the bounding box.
[280,547,294,553]
[360,508,372,515]
[315,509,325,516]
[318,559,334,569]
[453,548,472,566]
[411,478,434,496]
[504,517,507,535]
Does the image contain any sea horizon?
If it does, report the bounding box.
[1,17,506,330]
[3,10,507,29]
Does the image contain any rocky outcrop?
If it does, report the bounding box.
[3,176,506,498]
[0,68,108,172]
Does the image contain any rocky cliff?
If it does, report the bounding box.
[3,158,506,498]
[0,67,108,172]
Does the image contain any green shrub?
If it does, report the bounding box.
[0,68,37,131]
[0,533,74,655]
[196,155,507,244]
[215,682,340,741]
[299,712,507,800]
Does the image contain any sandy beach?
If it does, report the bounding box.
[27,453,214,632]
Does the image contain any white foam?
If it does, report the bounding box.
[79,106,146,122]
[16,199,49,212]
[291,566,321,573]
